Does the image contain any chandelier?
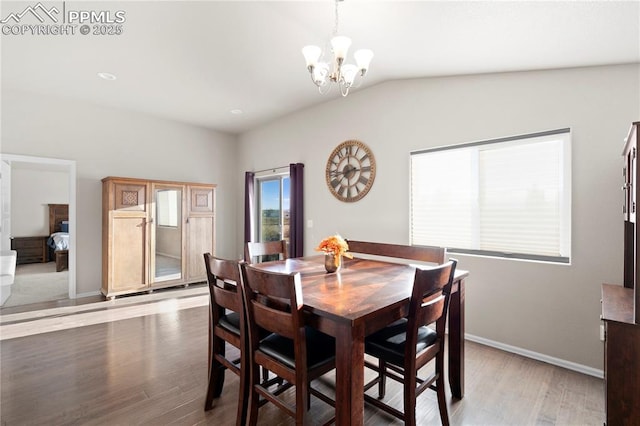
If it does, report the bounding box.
[302,0,373,97]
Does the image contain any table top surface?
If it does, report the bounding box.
[252,255,468,327]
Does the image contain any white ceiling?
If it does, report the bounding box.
[2,1,639,135]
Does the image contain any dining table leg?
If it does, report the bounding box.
[334,321,365,425]
[448,277,465,399]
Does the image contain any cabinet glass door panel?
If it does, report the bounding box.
[152,185,184,283]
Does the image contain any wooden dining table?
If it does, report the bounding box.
[252,255,469,425]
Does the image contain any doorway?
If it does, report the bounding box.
[0,154,76,308]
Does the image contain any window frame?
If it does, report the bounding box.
[255,172,290,244]
[410,128,572,264]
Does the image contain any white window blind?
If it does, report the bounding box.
[410,129,571,263]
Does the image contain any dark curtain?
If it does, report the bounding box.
[289,163,304,258]
[244,171,255,249]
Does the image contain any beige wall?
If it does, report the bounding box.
[238,64,640,371]
[1,90,239,295]
[11,168,69,236]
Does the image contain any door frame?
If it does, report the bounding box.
[1,154,77,299]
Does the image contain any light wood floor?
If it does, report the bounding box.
[0,294,604,425]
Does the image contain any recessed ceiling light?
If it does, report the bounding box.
[230,109,243,115]
[97,72,117,81]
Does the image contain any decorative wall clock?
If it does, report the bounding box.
[325,139,376,202]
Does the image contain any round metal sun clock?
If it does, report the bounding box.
[325,140,376,202]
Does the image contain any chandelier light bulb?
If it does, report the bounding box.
[313,62,330,85]
[302,45,322,68]
[341,64,358,86]
[330,36,352,61]
[354,49,374,73]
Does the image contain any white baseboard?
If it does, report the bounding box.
[465,333,604,379]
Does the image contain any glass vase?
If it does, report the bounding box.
[324,253,342,273]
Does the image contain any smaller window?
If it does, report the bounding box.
[256,174,290,244]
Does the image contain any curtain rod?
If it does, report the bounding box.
[253,165,289,174]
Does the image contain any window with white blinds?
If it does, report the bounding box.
[410,129,571,263]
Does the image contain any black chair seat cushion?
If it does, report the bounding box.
[365,318,437,367]
[219,312,241,335]
[218,311,272,340]
[259,326,336,370]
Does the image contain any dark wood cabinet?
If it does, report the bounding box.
[601,284,640,425]
[622,121,639,295]
[11,236,48,264]
[601,121,640,425]
[620,121,640,320]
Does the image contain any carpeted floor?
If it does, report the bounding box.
[2,262,68,308]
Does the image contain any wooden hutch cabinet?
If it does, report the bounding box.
[601,121,640,425]
[102,177,215,299]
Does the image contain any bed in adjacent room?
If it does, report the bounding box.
[48,204,69,272]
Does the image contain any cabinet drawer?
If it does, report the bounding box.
[13,238,45,249]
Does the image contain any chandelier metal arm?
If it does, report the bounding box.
[330,57,344,83]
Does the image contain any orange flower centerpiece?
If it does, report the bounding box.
[315,234,353,273]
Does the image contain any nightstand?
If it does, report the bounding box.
[11,236,48,264]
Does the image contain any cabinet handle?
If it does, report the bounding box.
[138,218,154,227]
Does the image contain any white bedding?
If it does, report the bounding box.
[49,232,69,251]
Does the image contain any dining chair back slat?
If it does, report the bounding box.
[245,240,288,264]
[416,294,446,327]
[252,302,298,340]
[212,284,239,312]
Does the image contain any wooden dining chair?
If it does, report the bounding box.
[240,263,337,426]
[345,240,446,264]
[203,253,248,424]
[245,240,288,264]
[363,259,457,426]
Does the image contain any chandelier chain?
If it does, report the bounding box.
[333,0,340,37]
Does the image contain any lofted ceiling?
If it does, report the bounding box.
[2,1,639,135]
